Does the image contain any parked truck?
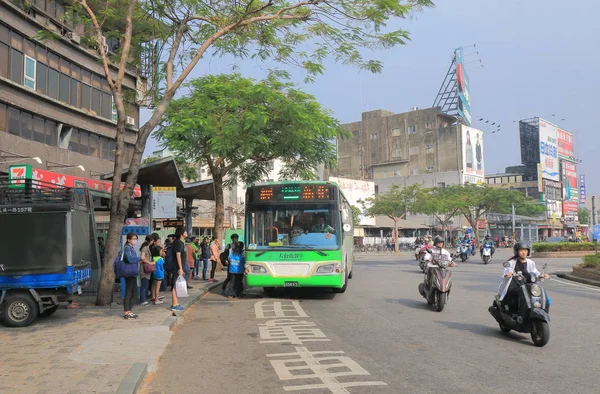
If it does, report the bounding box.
[0,176,97,327]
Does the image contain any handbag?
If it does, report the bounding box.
[114,246,139,278]
[143,262,156,273]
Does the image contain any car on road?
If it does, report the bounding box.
[544,236,568,243]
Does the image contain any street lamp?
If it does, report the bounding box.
[0,156,42,165]
[47,161,85,172]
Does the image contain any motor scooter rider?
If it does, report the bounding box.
[418,236,433,260]
[501,241,549,314]
[423,236,457,284]
[480,235,495,257]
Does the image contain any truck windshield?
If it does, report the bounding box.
[247,203,341,250]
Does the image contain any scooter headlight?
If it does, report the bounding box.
[530,284,542,297]
[439,260,449,268]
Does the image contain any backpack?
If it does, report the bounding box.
[164,244,175,272]
[220,244,231,266]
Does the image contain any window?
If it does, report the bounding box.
[111,97,117,121]
[10,48,23,83]
[33,116,45,143]
[48,68,59,99]
[36,62,47,95]
[101,138,111,160]
[70,80,80,107]
[24,56,36,89]
[391,128,401,136]
[501,177,508,183]
[488,178,495,185]
[36,46,47,63]
[48,52,59,69]
[91,88,101,115]
[81,83,91,110]
[409,146,419,155]
[408,125,417,134]
[81,69,91,85]
[0,24,8,44]
[45,120,57,146]
[70,64,81,80]
[46,0,56,17]
[89,133,100,157]
[10,30,22,51]
[59,73,70,103]
[516,175,523,183]
[68,128,79,152]
[101,92,112,119]
[425,121,435,129]
[0,42,8,78]
[35,0,45,11]
[8,107,20,136]
[108,140,116,161]
[509,176,516,183]
[425,144,433,153]
[437,182,446,189]
[78,131,89,155]
[20,112,32,140]
[0,103,6,132]
[59,57,69,74]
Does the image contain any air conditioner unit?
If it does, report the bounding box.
[126,116,135,126]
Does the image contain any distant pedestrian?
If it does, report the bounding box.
[139,235,154,306]
[185,239,196,288]
[150,243,165,305]
[228,241,246,298]
[191,237,201,279]
[209,236,221,283]
[199,237,210,280]
[123,232,141,319]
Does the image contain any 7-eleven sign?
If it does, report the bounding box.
[8,164,32,189]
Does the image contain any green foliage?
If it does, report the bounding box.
[154,73,346,185]
[532,242,594,253]
[361,184,421,221]
[351,205,362,228]
[142,155,198,182]
[413,186,462,226]
[582,253,600,268]
[578,207,590,225]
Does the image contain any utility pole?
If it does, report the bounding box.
[512,203,516,240]
[593,196,597,254]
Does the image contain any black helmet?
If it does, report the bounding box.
[514,241,531,257]
[485,235,490,240]
[433,236,444,247]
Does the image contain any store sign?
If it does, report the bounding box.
[162,219,184,228]
[539,119,559,181]
[579,174,587,204]
[8,164,32,189]
[557,128,574,159]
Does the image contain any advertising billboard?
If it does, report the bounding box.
[561,161,578,202]
[455,48,472,126]
[557,128,574,160]
[328,176,376,226]
[461,125,485,184]
[152,186,177,219]
[538,119,559,181]
[579,174,587,205]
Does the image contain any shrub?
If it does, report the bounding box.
[582,254,600,268]
[532,242,595,253]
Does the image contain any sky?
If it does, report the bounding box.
[142,0,600,194]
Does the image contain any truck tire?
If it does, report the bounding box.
[2,293,39,327]
[39,304,60,317]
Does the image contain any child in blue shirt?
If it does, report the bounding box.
[228,242,246,298]
[150,245,165,305]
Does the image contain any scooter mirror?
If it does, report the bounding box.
[502,261,511,268]
[542,263,548,270]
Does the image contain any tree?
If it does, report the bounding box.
[67,0,435,305]
[452,184,545,237]
[142,156,199,182]
[413,186,462,242]
[351,205,362,228]
[579,207,590,225]
[155,73,347,243]
[361,184,421,253]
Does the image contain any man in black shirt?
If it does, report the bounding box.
[170,226,188,311]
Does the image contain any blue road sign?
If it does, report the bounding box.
[593,225,600,241]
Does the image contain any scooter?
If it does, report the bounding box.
[488,263,551,347]
[418,254,455,312]
[459,244,470,262]
[482,244,493,264]
[419,250,431,273]
[415,245,422,261]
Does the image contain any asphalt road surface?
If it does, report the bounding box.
[141,250,600,394]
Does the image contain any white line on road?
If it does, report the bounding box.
[551,277,600,292]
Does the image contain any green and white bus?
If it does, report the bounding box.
[244,181,354,293]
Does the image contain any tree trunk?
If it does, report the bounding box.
[212,171,225,272]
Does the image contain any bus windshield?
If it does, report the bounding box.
[247,203,341,250]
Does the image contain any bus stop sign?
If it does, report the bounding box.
[593,225,600,241]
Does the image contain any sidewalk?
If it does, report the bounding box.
[0,274,225,394]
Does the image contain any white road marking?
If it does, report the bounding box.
[267,347,387,393]
[551,277,600,292]
[254,301,308,319]
[259,319,330,345]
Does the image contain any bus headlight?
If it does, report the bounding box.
[250,265,267,274]
[316,264,340,274]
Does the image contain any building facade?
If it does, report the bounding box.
[0,0,144,180]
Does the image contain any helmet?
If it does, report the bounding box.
[513,241,531,257]
[433,236,444,247]
[485,235,490,240]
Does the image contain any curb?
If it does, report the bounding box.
[556,272,600,287]
[117,363,147,394]
[161,281,223,328]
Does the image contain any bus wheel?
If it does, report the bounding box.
[263,287,275,297]
[332,272,348,294]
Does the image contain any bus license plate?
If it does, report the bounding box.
[285,281,299,288]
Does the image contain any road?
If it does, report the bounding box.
[141,250,600,394]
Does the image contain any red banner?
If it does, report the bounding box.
[31,167,141,197]
[557,128,574,159]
